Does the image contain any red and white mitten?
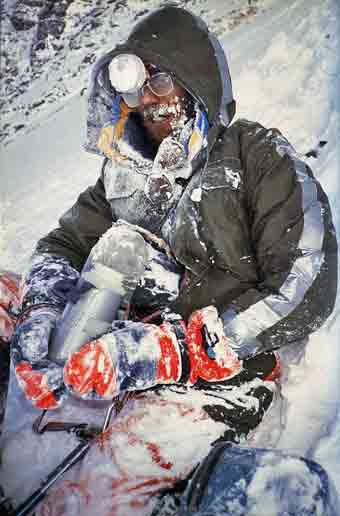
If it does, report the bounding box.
[185,306,242,384]
[64,321,182,400]
[64,306,242,401]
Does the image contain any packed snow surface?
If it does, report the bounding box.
[1,0,340,506]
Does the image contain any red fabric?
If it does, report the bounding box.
[0,306,15,342]
[156,322,181,383]
[186,308,242,384]
[264,353,282,382]
[15,362,59,409]
[0,271,21,342]
[65,324,182,401]
[64,340,116,398]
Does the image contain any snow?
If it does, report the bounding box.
[224,167,242,190]
[1,0,340,509]
[190,187,202,202]
[143,245,180,298]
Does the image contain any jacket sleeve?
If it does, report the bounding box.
[221,120,337,356]
[36,161,113,271]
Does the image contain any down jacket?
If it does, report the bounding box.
[36,7,337,356]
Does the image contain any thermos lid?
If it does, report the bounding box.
[108,53,146,107]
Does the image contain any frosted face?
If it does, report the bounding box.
[137,82,190,144]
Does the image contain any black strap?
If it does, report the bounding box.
[171,321,190,384]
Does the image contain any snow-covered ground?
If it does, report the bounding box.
[1,0,340,506]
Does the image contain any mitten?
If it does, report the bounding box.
[12,253,79,409]
[64,306,241,401]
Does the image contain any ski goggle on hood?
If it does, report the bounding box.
[108,53,176,107]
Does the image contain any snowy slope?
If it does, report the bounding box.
[1,0,340,502]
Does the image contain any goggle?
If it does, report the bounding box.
[141,72,174,97]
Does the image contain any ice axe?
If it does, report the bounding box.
[8,393,131,516]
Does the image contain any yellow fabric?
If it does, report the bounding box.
[97,99,135,161]
[97,125,116,159]
[188,130,203,161]
[114,100,134,140]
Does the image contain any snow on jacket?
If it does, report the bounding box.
[36,6,337,356]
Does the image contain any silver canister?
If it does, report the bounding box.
[49,224,149,364]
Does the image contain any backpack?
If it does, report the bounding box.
[177,442,340,515]
[153,442,340,516]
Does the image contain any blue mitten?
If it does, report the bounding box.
[12,253,79,409]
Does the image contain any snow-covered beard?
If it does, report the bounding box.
[141,102,184,122]
[140,95,192,133]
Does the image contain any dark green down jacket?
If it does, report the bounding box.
[36,7,337,356]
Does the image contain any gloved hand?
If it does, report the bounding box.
[12,253,79,409]
[152,106,209,170]
[132,243,183,310]
[184,305,242,384]
[152,135,188,172]
[64,319,181,399]
[13,307,66,409]
[64,306,242,401]
[146,107,209,199]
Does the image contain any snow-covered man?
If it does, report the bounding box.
[2,6,337,516]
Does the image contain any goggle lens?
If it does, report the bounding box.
[143,73,174,97]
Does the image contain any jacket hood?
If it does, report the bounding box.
[85,6,235,154]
